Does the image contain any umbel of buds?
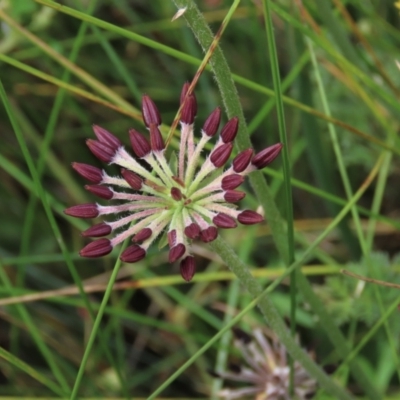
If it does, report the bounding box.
[64,83,282,281]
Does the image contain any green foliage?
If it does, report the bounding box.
[0,0,400,398]
[314,252,400,327]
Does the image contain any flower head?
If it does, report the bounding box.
[213,328,317,399]
[64,83,282,281]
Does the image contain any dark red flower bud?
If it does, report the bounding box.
[213,213,237,229]
[202,107,221,137]
[220,117,239,143]
[180,82,190,104]
[181,94,197,125]
[169,243,186,263]
[85,185,113,200]
[184,223,200,239]
[251,143,283,169]
[142,95,161,127]
[80,238,112,257]
[72,162,103,183]
[82,223,112,237]
[92,125,121,149]
[133,228,152,242]
[224,190,246,203]
[221,174,244,190]
[199,226,218,242]
[86,139,116,163]
[120,244,146,263]
[237,210,264,225]
[149,124,165,151]
[171,187,183,201]
[121,168,142,190]
[180,256,196,282]
[210,142,233,168]
[129,129,151,158]
[232,148,254,173]
[168,229,177,247]
[64,203,99,218]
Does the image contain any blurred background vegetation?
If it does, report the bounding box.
[1,0,400,398]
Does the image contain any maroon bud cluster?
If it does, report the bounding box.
[65,82,283,282]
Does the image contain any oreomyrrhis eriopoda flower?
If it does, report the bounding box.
[64,83,282,281]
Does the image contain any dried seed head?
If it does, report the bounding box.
[129,129,151,158]
[120,244,146,263]
[82,223,112,238]
[85,185,113,200]
[220,117,239,143]
[180,256,196,282]
[80,238,112,257]
[202,107,221,137]
[233,148,254,173]
[72,162,103,183]
[142,95,161,127]
[252,143,283,169]
[64,203,99,218]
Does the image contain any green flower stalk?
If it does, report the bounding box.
[64,83,282,281]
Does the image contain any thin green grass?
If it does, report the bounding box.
[0,0,399,399]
